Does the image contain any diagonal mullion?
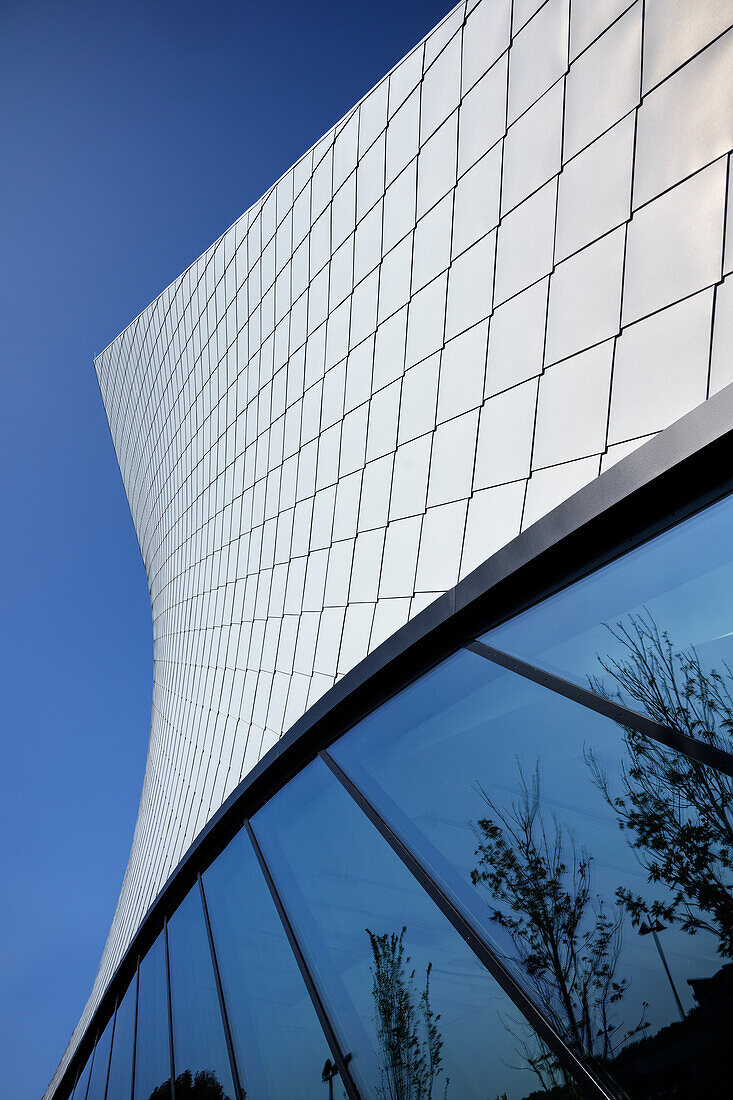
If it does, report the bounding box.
[243,819,362,1100]
[319,748,620,1100]
[466,638,733,780]
[197,874,247,1100]
[101,998,117,1100]
[130,965,139,1100]
[163,921,176,1100]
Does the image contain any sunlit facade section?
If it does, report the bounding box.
[48,2,733,1099]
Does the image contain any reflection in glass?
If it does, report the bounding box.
[106,975,136,1100]
[167,884,235,1100]
[482,490,733,746]
[86,1012,114,1100]
[203,826,335,1099]
[72,1049,93,1100]
[330,650,730,1096]
[367,925,448,1100]
[253,757,564,1100]
[134,931,172,1100]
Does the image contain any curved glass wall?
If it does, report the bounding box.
[86,1014,114,1100]
[133,932,171,1100]
[202,831,335,1099]
[167,886,236,1100]
[105,977,135,1100]
[482,491,733,755]
[62,491,733,1100]
[253,757,560,1100]
[71,1048,93,1100]
[328,654,726,1094]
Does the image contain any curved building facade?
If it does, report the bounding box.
[49,2,733,1099]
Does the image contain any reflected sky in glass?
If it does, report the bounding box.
[106,976,136,1100]
[85,1012,114,1100]
[167,884,235,1100]
[482,491,733,750]
[253,757,562,1100]
[134,932,171,1100]
[330,648,725,1093]
[71,1048,93,1100]
[204,827,335,1100]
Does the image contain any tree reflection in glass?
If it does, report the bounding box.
[329,635,733,1096]
[253,758,560,1100]
[134,932,172,1100]
[467,611,733,1095]
[471,765,647,1093]
[166,884,236,1100]
[146,1070,230,1099]
[367,927,448,1100]
[586,611,733,957]
[584,613,732,1095]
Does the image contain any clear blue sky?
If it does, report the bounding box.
[0,2,453,1096]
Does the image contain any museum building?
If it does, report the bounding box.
[47,2,733,1098]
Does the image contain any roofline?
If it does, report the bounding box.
[93,0,466,366]
[49,378,733,1100]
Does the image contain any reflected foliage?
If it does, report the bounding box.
[84,596,733,1100]
[147,1070,231,1100]
[367,927,448,1100]
[471,765,646,1092]
[145,1081,172,1100]
[587,611,733,957]
[470,609,733,1095]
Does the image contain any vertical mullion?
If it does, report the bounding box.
[82,1040,96,1100]
[163,921,176,1100]
[102,1000,118,1100]
[244,819,361,1100]
[69,1063,81,1100]
[319,748,620,1100]
[197,873,246,1100]
[130,964,140,1100]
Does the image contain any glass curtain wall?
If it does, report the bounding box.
[252,757,561,1100]
[202,830,336,1099]
[85,1014,115,1100]
[133,932,172,1100]
[71,1048,94,1100]
[65,491,733,1100]
[105,977,136,1100]
[167,885,236,1100]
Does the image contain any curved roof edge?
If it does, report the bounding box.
[47,378,733,1100]
[93,1,465,365]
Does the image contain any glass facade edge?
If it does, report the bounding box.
[51,396,733,1100]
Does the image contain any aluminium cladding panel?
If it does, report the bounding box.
[48,1,733,1097]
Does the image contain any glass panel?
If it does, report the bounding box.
[203,827,336,1100]
[86,1013,115,1100]
[330,649,729,1098]
[482,491,733,758]
[253,757,571,1100]
[72,1049,94,1100]
[106,975,136,1100]
[167,884,235,1100]
[134,931,171,1100]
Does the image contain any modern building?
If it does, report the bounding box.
[47,2,733,1098]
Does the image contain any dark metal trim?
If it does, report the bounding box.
[49,382,733,1100]
[467,640,733,779]
[319,749,620,1100]
[197,875,246,1100]
[80,1036,96,1100]
[69,1066,81,1100]
[163,921,176,1100]
[243,820,361,1100]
